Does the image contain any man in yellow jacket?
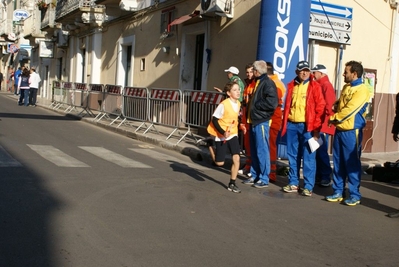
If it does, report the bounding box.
[326,60,371,206]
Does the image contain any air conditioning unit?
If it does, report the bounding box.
[119,0,137,11]
[200,0,234,18]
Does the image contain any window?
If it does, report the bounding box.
[140,58,145,71]
[161,6,176,33]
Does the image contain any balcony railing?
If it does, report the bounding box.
[55,0,97,19]
[55,0,80,19]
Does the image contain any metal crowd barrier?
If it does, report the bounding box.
[47,81,225,145]
[144,88,182,140]
[87,84,104,120]
[50,80,62,109]
[120,86,149,131]
[72,82,93,116]
[178,90,224,144]
[61,82,75,113]
[95,84,123,124]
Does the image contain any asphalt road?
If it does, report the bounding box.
[0,94,398,267]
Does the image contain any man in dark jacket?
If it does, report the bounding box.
[243,60,278,188]
[281,61,326,197]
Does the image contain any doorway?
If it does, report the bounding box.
[193,34,204,90]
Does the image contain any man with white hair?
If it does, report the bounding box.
[243,60,278,188]
[29,66,41,107]
[311,64,336,187]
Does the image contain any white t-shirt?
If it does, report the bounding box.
[212,98,239,141]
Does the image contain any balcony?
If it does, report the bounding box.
[22,9,45,38]
[55,0,106,27]
[41,8,56,29]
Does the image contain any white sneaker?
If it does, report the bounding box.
[238,169,252,178]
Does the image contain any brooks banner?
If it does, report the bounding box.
[256,0,311,84]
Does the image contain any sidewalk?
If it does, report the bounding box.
[6,92,399,172]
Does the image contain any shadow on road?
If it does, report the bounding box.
[168,160,228,189]
[0,146,62,266]
[0,112,81,121]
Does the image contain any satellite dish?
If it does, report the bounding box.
[201,0,212,11]
[8,33,16,41]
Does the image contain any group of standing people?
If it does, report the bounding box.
[13,66,41,107]
[206,59,371,208]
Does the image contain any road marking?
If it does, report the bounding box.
[79,146,151,168]
[27,145,89,167]
[0,146,22,167]
[129,148,208,170]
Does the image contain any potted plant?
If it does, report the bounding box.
[36,0,48,10]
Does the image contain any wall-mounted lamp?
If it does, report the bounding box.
[162,46,170,54]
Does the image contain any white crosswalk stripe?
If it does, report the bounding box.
[27,145,89,167]
[0,146,22,167]
[79,146,151,168]
[129,148,208,170]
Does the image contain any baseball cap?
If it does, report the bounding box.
[311,64,328,74]
[224,66,239,75]
[296,61,310,71]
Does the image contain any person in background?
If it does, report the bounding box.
[17,68,30,106]
[243,60,278,188]
[29,66,41,107]
[207,82,245,193]
[214,66,245,102]
[326,60,370,206]
[266,62,286,183]
[388,92,399,218]
[311,64,336,187]
[238,63,256,178]
[8,67,14,93]
[14,66,23,95]
[0,71,3,91]
[281,60,326,197]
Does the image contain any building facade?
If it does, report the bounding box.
[0,0,398,153]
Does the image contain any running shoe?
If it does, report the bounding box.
[227,183,241,193]
[282,184,298,193]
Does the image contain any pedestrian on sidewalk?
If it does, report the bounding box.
[281,60,325,197]
[326,60,371,206]
[29,66,41,106]
[388,92,399,218]
[17,68,30,106]
[207,81,245,193]
[14,66,23,95]
[311,64,336,187]
[0,71,3,91]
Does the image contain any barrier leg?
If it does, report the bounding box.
[166,127,179,141]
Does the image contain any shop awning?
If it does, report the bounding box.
[168,10,200,31]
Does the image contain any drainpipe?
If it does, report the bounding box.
[335,45,344,98]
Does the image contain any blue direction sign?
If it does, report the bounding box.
[311,0,353,19]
